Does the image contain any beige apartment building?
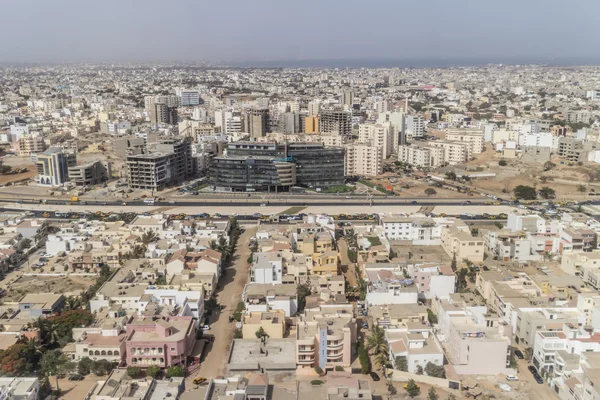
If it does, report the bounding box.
[345,143,383,177]
[358,123,393,158]
[445,129,485,157]
[242,310,286,339]
[296,305,357,370]
[17,134,45,156]
[441,221,484,262]
[398,145,444,168]
[428,140,469,165]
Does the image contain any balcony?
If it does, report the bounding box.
[297,356,315,364]
[327,341,344,350]
[298,346,315,354]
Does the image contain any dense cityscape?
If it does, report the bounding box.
[0,1,600,398]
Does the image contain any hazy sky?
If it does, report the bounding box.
[1,0,598,64]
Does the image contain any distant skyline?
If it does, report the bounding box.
[1,0,598,65]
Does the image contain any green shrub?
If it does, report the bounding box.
[127,366,141,378]
[311,380,324,386]
[335,366,345,371]
[314,366,324,376]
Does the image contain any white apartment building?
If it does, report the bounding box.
[445,129,485,156]
[398,145,444,168]
[251,252,283,284]
[345,143,383,177]
[358,123,393,158]
[387,328,444,374]
[491,129,519,144]
[406,115,424,139]
[428,141,469,164]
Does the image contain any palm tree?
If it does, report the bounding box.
[209,240,217,250]
[366,325,389,360]
[141,230,157,245]
[65,296,82,311]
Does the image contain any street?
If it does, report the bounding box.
[189,224,258,381]
[516,357,558,400]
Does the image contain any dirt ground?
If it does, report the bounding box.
[1,275,95,301]
[460,148,600,201]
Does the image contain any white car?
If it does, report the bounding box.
[506,375,519,381]
[202,325,210,331]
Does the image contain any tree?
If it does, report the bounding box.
[167,365,184,377]
[450,252,457,272]
[297,284,312,313]
[425,188,437,196]
[428,387,439,400]
[416,365,424,375]
[335,365,345,371]
[357,342,370,374]
[427,309,438,324]
[78,357,93,375]
[41,349,74,391]
[387,381,398,395]
[543,161,556,171]
[127,366,141,378]
[513,185,537,200]
[539,186,556,199]
[405,379,421,398]
[146,366,160,379]
[141,230,157,244]
[395,356,408,371]
[578,184,587,193]
[424,362,446,378]
[445,171,457,181]
[498,159,507,166]
[540,176,548,183]
[90,359,113,376]
[255,327,269,340]
[456,268,468,292]
[366,326,389,361]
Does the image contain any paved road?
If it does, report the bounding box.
[190,224,257,381]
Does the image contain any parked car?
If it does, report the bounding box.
[193,377,207,385]
[514,350,524,359]
[69,374,84,381]
[528,365,537,374]
[202,325,211,331]
[506,375,519,381]
[534,374,543,384]
[369,372,380,381]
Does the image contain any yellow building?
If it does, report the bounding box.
[312,251,339,276]
[242,311,286,339]
[305,116,319,134]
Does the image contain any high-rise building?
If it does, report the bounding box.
[144,95,179,110]
[406,115,424,139]
[378,111,406,152]
[358,123,393,158]
[308,101,321,117]
[345,144,383,177]
[341,90,354,107]
[36,147,76,187]
[280,113,301,134]
[305,116,319,134]
[127,138,193,191]
[150,103,178,126]
[319,109,352,136]
[178,90,201,106]
[245,108,269,138]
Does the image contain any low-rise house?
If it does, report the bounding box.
[0,377,39,400]
[244,283,298,317]
[165,249,222,279]
[18,293,64,317]
[369,304,428,329]
[251,253,283,284]
[125,316,196,368]
[242,311,286,339]
[297,372,373,400]
[410,263,455,300]
[386,328,444,374]
[227,339,297,375]
[365,269,418,306]
[441,221,484,262]
[86,369,183,400]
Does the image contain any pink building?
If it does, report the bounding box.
[125,316,196,368]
